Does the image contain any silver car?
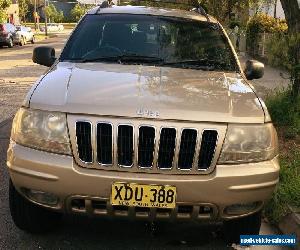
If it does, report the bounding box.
[14,26,35,45]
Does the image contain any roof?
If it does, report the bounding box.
[77,0,118,5]
[87,5,218,23]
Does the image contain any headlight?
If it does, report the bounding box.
[11,108,71,155]
[218,123,278,164]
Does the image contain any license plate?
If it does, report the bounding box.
[111,183,176,209]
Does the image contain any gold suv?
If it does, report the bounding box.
[7,4,279,243]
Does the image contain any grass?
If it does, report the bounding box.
[266,89,300,138]
[264,89,300,224]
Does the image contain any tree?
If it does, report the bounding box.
[0,0,11,23]
[70,4,88,22]
[45,3,64,23]
[280,0,300,33]
[280,0,300,97]
[18,0,30,23]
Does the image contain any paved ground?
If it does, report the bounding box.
[238,53,290,98]
[0,32,289,249]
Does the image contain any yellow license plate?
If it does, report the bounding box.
[111,183,176,209]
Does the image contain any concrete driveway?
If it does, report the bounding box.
[0,31,287,250]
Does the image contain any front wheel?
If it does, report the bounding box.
[31,36,35,44]
[9,179,62,233]
[19,37,25,46]
[8,37,13,48]
[223,211,262,244]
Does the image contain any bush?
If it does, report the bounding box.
[45,4,64,23]
[266,33,300,72]
[0,0,12,22]
[127,0,192,10]
[70,4,91,22]
[246,13,287,55]
[264,89,300,224]
[265,89,300,137]
[264,149,300,224]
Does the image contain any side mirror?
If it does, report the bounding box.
[27,27,32,32]
[33,46,56,67]
[244,60,264,80]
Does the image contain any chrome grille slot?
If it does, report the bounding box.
[138,126,155,168]
[97,123,113,165]
[117,125,134,167]
[76,121,93,163]
[157,128,176,169]
[198,130,218,170]
[178,129,197,170]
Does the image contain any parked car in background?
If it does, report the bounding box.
[0,23,17,48]
[14,26,35,46]
[40,23,64,32]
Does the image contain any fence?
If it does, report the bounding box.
[247,32,274,58]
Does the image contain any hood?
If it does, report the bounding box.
[29,62,265,123]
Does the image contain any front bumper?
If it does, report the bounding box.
[7,142,279,221]
[13,36,22,43]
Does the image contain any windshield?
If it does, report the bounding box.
[60,14,238,72]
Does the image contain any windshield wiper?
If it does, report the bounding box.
[80,54,164,64]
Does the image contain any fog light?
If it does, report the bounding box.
[225,202,258,215]
[25,189,58,206]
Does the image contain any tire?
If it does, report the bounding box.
[31,36,35,44]
[223,211,262,244]
[9,179,62,234]
[8,37,13,48]
[19,37,24,46]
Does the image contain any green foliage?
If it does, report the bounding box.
[0,0,11,9]
[45,4,64,23]
[266,89,300,136]
[264,89,300,223]
[18,0,29,22]
[247,13,288,33]
[246,13,288,56]
[266,33,300,97]
[265,148,300,223]
[199,0,249,23]
[127,0,192,10]
[0,0,11,23]
[70,4,90,22]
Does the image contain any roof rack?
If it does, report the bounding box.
[190,5,210,22]
[97,0,113,12]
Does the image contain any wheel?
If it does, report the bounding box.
[9,179,62,233]
[19,36,25,46]
[31,36,35,44]
[8,37,13,48]
[223,211,262,244]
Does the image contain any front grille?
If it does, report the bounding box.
[157,128,176,169]
[97,123,113,165]
[73,119,221,174]
[117,125,134,167]
[76,121,93,163]
[198,130,218,170]
[178,129,197,170]
[138,126,155,168]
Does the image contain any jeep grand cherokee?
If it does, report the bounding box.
[7,5,279,243]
